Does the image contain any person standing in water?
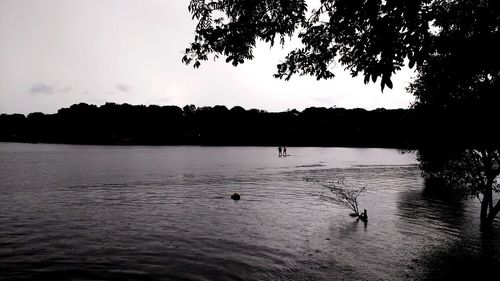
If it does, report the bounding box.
[278,146,282,157]
[283,146,287,156]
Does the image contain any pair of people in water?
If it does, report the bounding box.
[278,145,287,157]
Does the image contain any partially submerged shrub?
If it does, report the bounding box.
[309,177,367,219]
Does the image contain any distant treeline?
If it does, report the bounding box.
[0,103,424,148]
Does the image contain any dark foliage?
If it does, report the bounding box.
[0,103,417,147]
[184,1,500,92]
[404,1,500,228]
[183,0,442,90]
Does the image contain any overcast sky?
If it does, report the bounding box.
[0,0,416,114]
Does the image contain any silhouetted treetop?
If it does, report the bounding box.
[183,0,307,65]
[184,1,500,91]
[183,0,450,90]
[409,1,500,104]
[404,1,500,149]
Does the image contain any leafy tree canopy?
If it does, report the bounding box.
[183,0,499,91]
[409,0,500,107]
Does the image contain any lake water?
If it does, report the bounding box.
[0,143,499,280]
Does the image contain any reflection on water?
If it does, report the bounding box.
[0,143,499,280]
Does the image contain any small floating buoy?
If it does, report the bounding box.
[231,193,240,200]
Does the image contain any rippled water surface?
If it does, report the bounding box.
[0,143,499,280]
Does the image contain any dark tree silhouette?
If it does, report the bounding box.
[184,1,500,88]
[409,0,500,149]
[183,0,440,90]
[407,1,500,228]
[0,103,414,147]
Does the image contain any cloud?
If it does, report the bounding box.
[116,84,131,93]
[29,83,72,95]
[59,86,72,93]
[29,83,54,94]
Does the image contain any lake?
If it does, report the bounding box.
[0,143,499,280]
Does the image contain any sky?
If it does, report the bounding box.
[0,0,416,114]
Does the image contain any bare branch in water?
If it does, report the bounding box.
[310,177,367,218]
